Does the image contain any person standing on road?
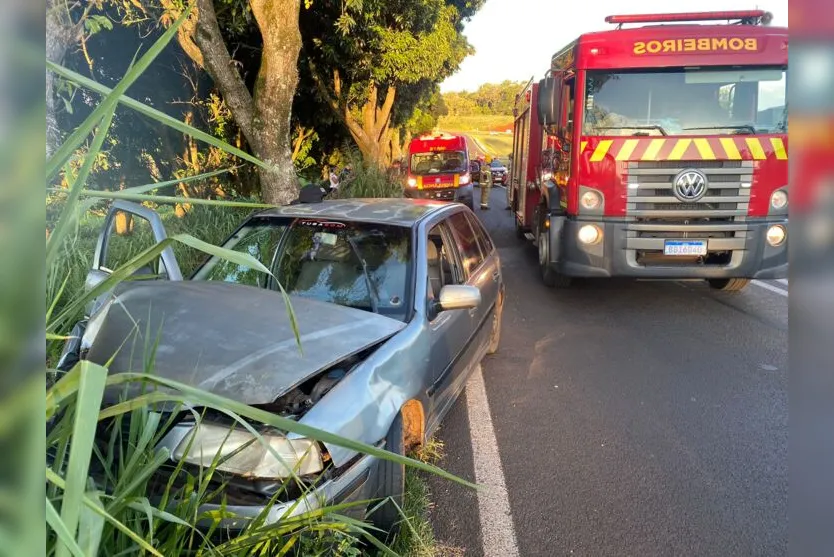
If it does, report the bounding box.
[480,154,493,210]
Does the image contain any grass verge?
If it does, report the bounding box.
[392,437,460,557]
[438,115,514,133]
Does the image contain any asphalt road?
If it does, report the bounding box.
[425,187,788,556]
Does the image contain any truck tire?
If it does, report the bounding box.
[537,221,571,288]
[707,278,751,292]
[368,412,406,541]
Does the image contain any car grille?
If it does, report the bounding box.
[624,161,753,267]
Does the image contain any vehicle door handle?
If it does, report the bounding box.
[492,271,500,282]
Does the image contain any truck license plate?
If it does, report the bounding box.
[664,240,707,256]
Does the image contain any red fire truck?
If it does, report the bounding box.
[509,10,788,290]
[403,132,474,210]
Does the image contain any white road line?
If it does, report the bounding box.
[752,280,789,297]
[466,367,520,557]
[776,279,789,285]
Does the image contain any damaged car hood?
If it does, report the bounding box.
[84,281,405,404]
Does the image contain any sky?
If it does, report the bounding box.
[440,0,789,92]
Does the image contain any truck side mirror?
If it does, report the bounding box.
[537,73,564,126]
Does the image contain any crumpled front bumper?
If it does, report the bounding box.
[191,453,378,531]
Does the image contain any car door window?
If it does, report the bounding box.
[447,212,484,279]
[193,221,287,287]
[466,212,494,258]
[427,223,463,301]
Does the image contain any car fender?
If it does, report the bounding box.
[294,318,430,467]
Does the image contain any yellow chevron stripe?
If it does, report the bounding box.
[746,138,766,160]
[770,137,787,160]
[616,139,640,161]
[667,139,692,160]
[580,141,588,153]
[641,139,666,161]
[590,140,613,162]
[720,138,741,160]
[454,174,460,187]
[694,138,715,160]
[417,176,423,189]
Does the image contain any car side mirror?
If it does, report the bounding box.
[437,285,481,312]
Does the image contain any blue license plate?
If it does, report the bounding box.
[663,240,707,256]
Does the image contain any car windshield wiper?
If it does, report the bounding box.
[683,125,757,134]
[346,235,380,314]
[595,125,668,136]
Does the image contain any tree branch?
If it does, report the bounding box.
[195,0,255,142]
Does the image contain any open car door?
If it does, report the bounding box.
[85,200,183,312]
[58,201,183,372]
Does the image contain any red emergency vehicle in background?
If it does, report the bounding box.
[510,10,788,291]
[403,132,475,210]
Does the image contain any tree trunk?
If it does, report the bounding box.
[46,0,69,158]
[195,0,300,205]
[309,66,397,167]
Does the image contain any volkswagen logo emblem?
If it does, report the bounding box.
[672,169,708,202]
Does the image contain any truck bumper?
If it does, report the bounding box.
[404,185,474,206]
[547,217,788,280]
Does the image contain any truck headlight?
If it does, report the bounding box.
[578,224,602,245]
[580,190,602,210]
[770,189,788,210]
[459,174,471,185]
[172,423,324,479]
[407,177,417,188]
[766,225,786,247]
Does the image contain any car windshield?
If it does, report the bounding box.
[410,151,467,175]
[193,217,413,322]
[583,67,787,136]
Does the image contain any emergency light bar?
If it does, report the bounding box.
[605,10,771,26]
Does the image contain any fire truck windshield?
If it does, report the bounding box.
[583,67,787,136]
[410,151,468,175]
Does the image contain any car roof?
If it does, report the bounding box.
[252,198,456,227]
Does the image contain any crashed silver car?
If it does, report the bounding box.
[59,198,505,534]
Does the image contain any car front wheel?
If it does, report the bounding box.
[368,413,405,540]
[487,291,504,355]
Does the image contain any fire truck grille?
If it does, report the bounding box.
[623,160,753,268]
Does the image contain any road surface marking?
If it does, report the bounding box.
[752,280,788,297]
[466,366,520,557]
[776,279,788,285]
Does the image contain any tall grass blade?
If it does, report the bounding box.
[45,106,115,272]
[77,486,105,556]
[47,188,272,208]
[46,498,85,557]
[46,469,166,557]
[47,61,275,172]
[46,8,191,181]
[55,361,107,557]
[172,233,272,276]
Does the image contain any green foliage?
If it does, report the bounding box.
[442,80,527,117]
[331,148,404,199]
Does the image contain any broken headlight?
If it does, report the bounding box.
[172,423,324,479]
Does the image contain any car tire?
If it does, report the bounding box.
[538,220,571,288]
[487,292,503,355]
[368,412,406,541]
[707,278,751,292]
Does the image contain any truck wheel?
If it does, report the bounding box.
[515,216,525,239]
[368,412,405,541]
[538,221,571,288]
[707,278,751,292]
